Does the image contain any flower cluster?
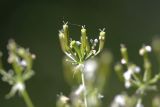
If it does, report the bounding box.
[0,40,35,106]
[59,22,106,65]
[57,23,113,107]
[114,42,160,107]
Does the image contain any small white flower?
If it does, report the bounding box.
[59,31,64,38]
[114,94,126,106]
[139,48,145,56]
[139,45,152,56]
[13,82,25,92]
[123,71,132,80]
[94,39,98,43]
[20,60,27,67]
[125,80,132,88]
[121,58,126,64]
[76,41,81,45]
[134,66,141,73]
[31,54,36,59]
[123,66,140,88]
[145,45,152,52]
[59,95,69,103]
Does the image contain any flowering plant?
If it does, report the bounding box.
[0,23,160,107]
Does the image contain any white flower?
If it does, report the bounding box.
[123,70,132,80]
[139,45,152,56]
[145,45,152,52]
[123,66,141,88]
[84,59,97,79]
[76,41,81,45]
[121,58,126,64]
[59,95,69,103]
[139,48,145,56]
[13,82,25,92]
[20,60,27,67]
[125,80,132,88]
[113,94,126,106]
[94,39,98,43]
[135,66,141,73]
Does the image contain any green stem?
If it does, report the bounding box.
[21,89,34,107]
[81,72,88,107]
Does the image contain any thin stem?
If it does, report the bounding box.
[136,98,143,107]
[21,89,34,107]
[81,72,88,107]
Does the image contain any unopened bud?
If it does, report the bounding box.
[98,30,106,53]
[120,44,128,64]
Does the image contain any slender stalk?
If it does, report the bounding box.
[81,72,88,107]
[21,89,34,107]
[136,98,143,107]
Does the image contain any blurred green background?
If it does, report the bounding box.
[1,0,160,107]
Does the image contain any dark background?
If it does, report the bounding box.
[0,0,160,107]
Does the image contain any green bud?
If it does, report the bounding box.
[59,31,66,53]
[114,63,124,81]
[120,44,128,64]
[81,26,87,56]
[7,39,16,51]
[63,24,69,46]
[143,59,152,82]
[59,31,70,53]
[152,37,160,53]
[17,48,25,56]
[98,31,106,53]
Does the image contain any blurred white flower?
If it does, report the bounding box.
[111,94,126,107]
[123,66,141,88]
[125,80,132,88]
[145,45,152,52]
[139,45,152,56]
[121,58,126,64]
[13,82,25,92]
[84,59,97,79]
[20,60,27,67]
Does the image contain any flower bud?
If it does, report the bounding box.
[63,24,69,46]
[7,39,16,51]
[152,37,160,53]
[59,31,69,53]
[81,26,87,55]
[98,30,106,53]
[120,44,128,64]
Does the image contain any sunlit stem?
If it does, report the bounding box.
[21,89,34,107]
[81,72,88,107]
